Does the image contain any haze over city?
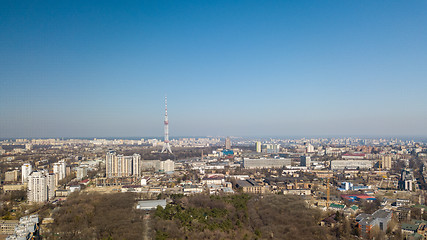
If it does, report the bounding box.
[1,1,426,138]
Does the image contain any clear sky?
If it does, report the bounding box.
[1,1,426,138]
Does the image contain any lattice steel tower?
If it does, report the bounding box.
[161,96,172,154]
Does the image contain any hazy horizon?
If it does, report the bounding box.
[1,1,426,138]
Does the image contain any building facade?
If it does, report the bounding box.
[255,141,262,153]
[243,158,291,169]
[5,170,18,182]
[76,167,87,180]
[27,171,56,203]
[225,137,231,149]
[300,156,311,167]
[330,160,373,170]
[105,151,141,178]
[382,155,392,169]
[158,159,174,173]
[21,163,32,184]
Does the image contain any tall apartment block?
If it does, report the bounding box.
[21,163,32,184]
[27,171,56,203]
[106,151,141,178]
[53,160,66,184]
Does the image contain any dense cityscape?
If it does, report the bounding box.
[2,1,426,240]
[1,133,427,239]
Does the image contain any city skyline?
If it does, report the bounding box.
[1,1,426,138]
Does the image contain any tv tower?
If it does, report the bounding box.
[161,96,172,154]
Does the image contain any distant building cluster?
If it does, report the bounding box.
[254,142,281,153]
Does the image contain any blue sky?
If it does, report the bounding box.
[1,1,426,138]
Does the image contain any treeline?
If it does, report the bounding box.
[47,192,145,240]
[153,194,335,240]
[122,147,216,161]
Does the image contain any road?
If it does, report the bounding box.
[143,213,151,240]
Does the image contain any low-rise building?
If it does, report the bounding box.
[5,170,18,182]
[356,209,392,236]
[331,160,373,170]
[243,158,291,169]
[236,179,269,194]
[6,215,39,240]
[136,199,167,210]
[0,220,19,235]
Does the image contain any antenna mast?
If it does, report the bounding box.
[161,96,173,154]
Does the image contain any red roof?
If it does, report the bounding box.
[341,194,375,200]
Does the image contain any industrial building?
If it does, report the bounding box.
[243,158,291,169]
[136,199,167,210]
[330,160,373,170]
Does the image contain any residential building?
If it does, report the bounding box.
[255,141,262,153]
[236,179,269,194]
[5,215,39,240]
[356,209,392,236]
[0,220,19,235]
[225,137,231,149]
[382,155,392,169]
[27,171,56,203]
[399,169,415,191]
[76,167,87,180]
[201,174,225,185]
[306,144,315,153]
[5,170,18,182]
[21,163,32,184]
[53,160,66,184]
[300,156,311,167]
[158,159,174,173]
[261,144,280,154]
[141,160,160,171]
[105,151,141,178]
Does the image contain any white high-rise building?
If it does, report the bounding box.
[158,159,174,173]
[255,141,262,153]
[76,167,88,180]
[53,160,66,184]
[106,151,141,178]
[306,144,315,153]
[21,163,32,184]
[27,171,56,203]
[47,173,56,201]
[132,153,140,177]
